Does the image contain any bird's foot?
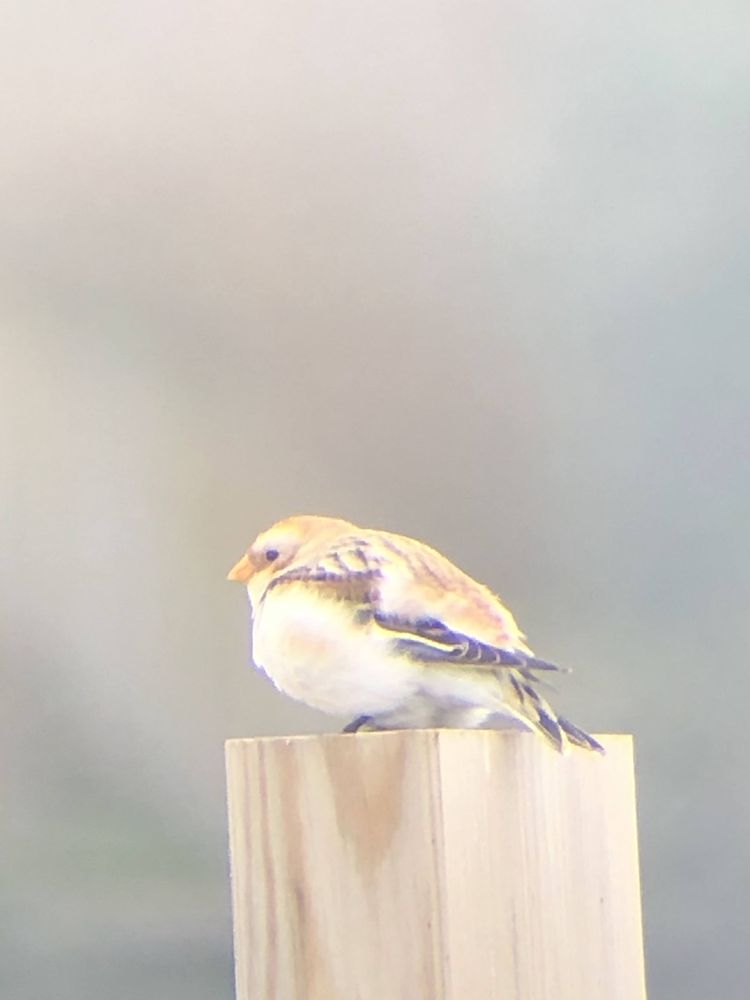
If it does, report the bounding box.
[342,715,376,733]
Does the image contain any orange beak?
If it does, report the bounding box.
[227,553,255,583]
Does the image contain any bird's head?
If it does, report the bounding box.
[227,514,356,604]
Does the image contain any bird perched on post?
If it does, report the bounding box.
[227,515,603,753]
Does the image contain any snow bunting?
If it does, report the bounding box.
[227,515,603,752]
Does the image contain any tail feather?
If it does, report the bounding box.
[558,715,605,753]
[534,704,565,753]
[507,673,603,754]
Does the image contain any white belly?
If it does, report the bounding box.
[250,588,421,717]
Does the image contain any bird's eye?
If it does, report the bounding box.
[265,548,280,562]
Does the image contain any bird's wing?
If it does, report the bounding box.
[267,530,567,677]
[369,611,563,674]
[365,529,531,645]
[264,533,385,605]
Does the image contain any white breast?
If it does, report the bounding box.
[249,586,421,717]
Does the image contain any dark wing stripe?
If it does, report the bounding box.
[524,656,571,675]
[328,551,350,575]
[350,547,371,571]
[391,636,529,668]
[373,611,564,673]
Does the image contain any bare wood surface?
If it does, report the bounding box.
[226,731,646,1000]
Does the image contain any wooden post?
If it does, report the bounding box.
[225,731,646,1000]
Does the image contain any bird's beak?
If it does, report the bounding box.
[227,553,255,583]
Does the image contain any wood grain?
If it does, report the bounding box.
[226,731,646,1000]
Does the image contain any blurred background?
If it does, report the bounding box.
[2,0,749,997]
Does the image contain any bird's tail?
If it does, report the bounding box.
[558,714,605,753]
[505,673,604,754]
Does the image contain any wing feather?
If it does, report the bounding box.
[265,531,568,676]
[371,610,566,676]
[264,535,384,606]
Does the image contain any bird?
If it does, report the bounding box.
[227,515,603,753]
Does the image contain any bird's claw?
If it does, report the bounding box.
[342,715,375,733]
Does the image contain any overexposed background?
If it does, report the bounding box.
[3,1,749,998]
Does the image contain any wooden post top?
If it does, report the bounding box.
[226,730,646,1000]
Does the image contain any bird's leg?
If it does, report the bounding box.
[342,715,375,733]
